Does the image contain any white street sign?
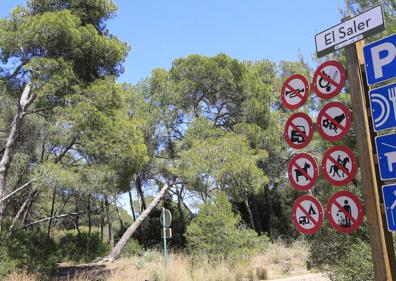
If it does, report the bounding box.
[315,5,384,57]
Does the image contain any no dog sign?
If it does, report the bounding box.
[288,153,318,191]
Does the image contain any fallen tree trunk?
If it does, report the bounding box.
[100,183,170,263]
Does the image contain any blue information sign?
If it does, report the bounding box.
[369,82,396,131]
[363,33,396,85]
[375,133,396,180]
[382,184,396,232]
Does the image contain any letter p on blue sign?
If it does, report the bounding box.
[364,33,396,85]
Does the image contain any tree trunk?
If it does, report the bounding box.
[128,189,136,221]
[114,203,124,231]
[243,195,255,230]
[101,184,169,262]
[8,186,35,236]
[264,184,273,241]
[176,187,186,246]
[87,195,92,235]
[135,175,146,210]
[0,83,34,229]
[47,186,57,238]
[105,197,114,248]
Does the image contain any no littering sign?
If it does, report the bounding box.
[326,191,364,234]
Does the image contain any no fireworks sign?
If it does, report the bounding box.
[317,102,352,141]
[281,74,310,110]
[288,153,318,191]
[313,60,346,99]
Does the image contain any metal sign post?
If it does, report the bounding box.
[161,208,172,270]
[344,40,396,281]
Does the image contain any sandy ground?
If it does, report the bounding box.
[271,273,329,281]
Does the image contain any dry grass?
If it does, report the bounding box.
[5,240,311,281]
[4,271,40,281]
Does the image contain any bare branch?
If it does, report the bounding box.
[1,178,36,202]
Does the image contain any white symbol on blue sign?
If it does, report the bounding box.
[382,184,396,231]
[363,33,396,85]
[375,133,396,180]
[369,82,396,131]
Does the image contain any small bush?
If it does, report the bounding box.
[4,230,58,276]
[185,191,269,264]
[120,239,144,258]
[56,231,110,263]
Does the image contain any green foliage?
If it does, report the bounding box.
[56,230,110,263]
[120,239,144,258]
[3,230,59,275]
[186,192,269,263]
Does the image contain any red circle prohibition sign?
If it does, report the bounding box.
[281,74,310,110]
[288,153,318,191]
[317,102,351,141]
[313,60,346,99]
[284,112,314,149]
[326,191,364,234]
[292,195,323,235]
[321,145,357,186]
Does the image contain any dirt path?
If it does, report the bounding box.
[270,273,329,281]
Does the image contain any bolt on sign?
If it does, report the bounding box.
[312,60,346,99]
[284,112,314,149]
[326,191,364,234]
[281,74,310,110]
[315,5,384,57]
[288,153,319,191]
[321,145,358,186]
[317,101,352,141]
[292,195,324,235]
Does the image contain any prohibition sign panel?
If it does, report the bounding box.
[292,195,323,235]
[281,74,310,110]
[284,112,314,149]
[288,153,319,190]
[326,191,364,233]
[317,102,352,141]
[312,60,346,99]
[321,145,357,186]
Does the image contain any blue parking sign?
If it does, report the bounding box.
[364,33,396,85]
[369,82,396,131]
[375,133,396,180]
[382,184,396,231]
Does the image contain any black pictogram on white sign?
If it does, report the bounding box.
[281,74,310,110]
[321,145,357,186]
[317,102,351,141]
[288,153,319,191]
[313,60,346,99]
[326,191,364,234]
[292,195,324,235]
[284,112,314,149]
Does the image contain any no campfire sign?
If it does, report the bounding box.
[292,195,324,235]
[317,102,352,141]
[284,112,314,149]
[281,74,310,110]
[326,191,364,233]
[288,153,318,191]
[312,60,346,99]
[321,145,358,186]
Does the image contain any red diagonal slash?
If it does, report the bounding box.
[289,122,308,140]
[332,199,357,225]
[328,155,350,178]
[323,110,347,132]
[293,161,314,182]
[318,70,339,88]
[285,83,304,101]
[297,202,318,225]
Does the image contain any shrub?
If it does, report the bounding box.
[4,230,59,276]
[120,239,144,258]
[185,191,269,263]
[56,231,110,263]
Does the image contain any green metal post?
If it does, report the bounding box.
[162,208,168,270]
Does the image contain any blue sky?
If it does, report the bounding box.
[2,0,345,84]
